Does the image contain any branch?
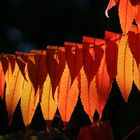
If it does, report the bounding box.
[123,124,140,140]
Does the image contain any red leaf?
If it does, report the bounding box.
[82,36,104,83]
[7,55,16,73]
[46,46,65,98]
[30,50,48,100]
[1,55,9,77]
[128,25,140,66]
[64,42,83,85]
[15,55,26,80]
[105,31,121,82]
[22,54,47,96]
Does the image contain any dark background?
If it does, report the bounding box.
[0,0,140,140]
[0,0,121,53]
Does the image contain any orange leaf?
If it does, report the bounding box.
[0,60,5,100]
[96,44,111,118]
[116,35,133,102]
[80,67,97,122]
[40,74,58,121]
[20,65,39,127]
[58,63,79,123]
[5,62,24,124]
[128,25,140,66]
[1,55,15,103]
[118,0,136,34]
[107,0,117,10]
[58,43,82,123]
[105,31,121,82]
[80,37,104,122]
[46,46,65,98]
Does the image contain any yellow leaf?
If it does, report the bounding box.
[6,62,24,124]
[40,75,58,121]
[116,35,133,102]
[133,59,140,91]
[20,65,39,127]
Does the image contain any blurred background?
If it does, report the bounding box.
[0,0,121,54]
[0,0,140,139]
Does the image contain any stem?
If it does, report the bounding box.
[123,124,140,140]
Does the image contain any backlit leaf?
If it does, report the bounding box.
[64,42,83,84]
[58,43,82,123]
[6,62,24,124]
[46,46,65,98]
[40,75,58,121]
[135,4,140,26]
[105,31,121,82]
[0,60,5,100]
[30,50,47,100]
[96,44,111,117]
[116,35,133,102]
[80,67,97,122]
[80,37,104,122]
[25,54,47,96]
[1,55,12,86]
[119,0,136,34]
[7,55,16,73]
[20,65,39,127]
[58,63,79,123]
[1,55,15,103]
[128,25,140,67]
[15,55,26,80]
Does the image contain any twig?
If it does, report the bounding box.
[123,124,140,140]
